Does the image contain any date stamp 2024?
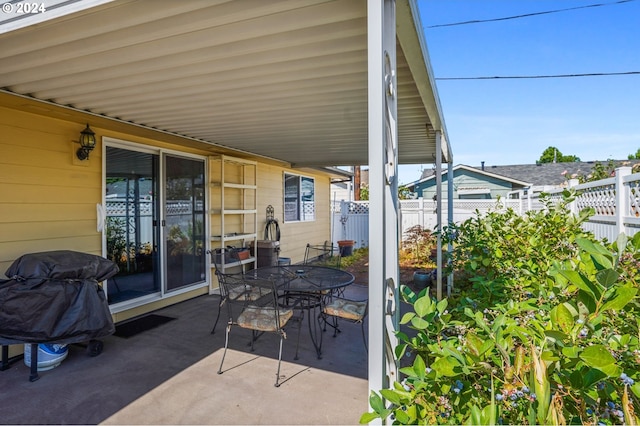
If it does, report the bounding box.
[2,3,46,14]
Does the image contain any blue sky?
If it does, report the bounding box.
[398,0,640,185]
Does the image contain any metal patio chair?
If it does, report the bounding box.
[319,290,368,352]
[303,242,341,269]
[217,274,297,387]
[208,249,244,335]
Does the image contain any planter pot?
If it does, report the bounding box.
[412,270,432,289]
[337,240,355,257]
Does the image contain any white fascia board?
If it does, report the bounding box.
[0,0,115,35]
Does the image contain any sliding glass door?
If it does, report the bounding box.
[164,155,206,291]
[105,145,206,304]
[105,147,160,304]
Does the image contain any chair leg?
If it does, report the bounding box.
[331,315,340,337]
[294,309,304,360]
[210,299,222,334]
[361,321,368,352]
[217,324,231,374]
[275,333,284,387]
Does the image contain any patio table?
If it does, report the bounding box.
[247,265,354,358]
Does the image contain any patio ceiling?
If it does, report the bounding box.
[0,0,450,168]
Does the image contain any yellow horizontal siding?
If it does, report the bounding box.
[0,203,95,223]
[256,164,332,264]
[0,102,337,324]
[0,108,104,278]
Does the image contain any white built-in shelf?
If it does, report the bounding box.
[208,154,258,279]
[219,257,256,269]
[211,233,257,242]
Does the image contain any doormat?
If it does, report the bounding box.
[114,314,176,338]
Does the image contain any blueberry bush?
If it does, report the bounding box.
[361,192,640,425]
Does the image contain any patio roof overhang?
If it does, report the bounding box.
[0,0,451,169]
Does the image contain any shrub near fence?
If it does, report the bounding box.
[362,192,640,425]
[334,167,640,248]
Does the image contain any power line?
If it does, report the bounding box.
[435,71,640,80]
[427,0,637,28]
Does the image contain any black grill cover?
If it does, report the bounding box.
[0,251,118,345]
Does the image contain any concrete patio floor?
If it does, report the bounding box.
[0,284,369,425]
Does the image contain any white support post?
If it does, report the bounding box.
[340,200,348,241]
[418,197,424,229]
[447,156,454,296]
[367,0,399,408]
[615,167,632,236]
[567,179,579,216]
[435,130,442,300]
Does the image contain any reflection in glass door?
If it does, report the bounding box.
[164,155,206,291]
[105,147,160,304]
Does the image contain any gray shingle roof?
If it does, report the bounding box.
[475,160,640,187]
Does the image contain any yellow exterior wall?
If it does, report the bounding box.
[0,107,103,271]
[256,163,332,264]
[0,103,336,325]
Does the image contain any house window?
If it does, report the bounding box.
[284,173,315,222]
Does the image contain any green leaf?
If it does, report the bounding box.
[569,370,583,389]
[596,269,619,288]
[413,296,432,318]
[359,412,380,424]
[436,298,448,314]
[577,290,597,315]
[600,284,638,313]
[400,312,415,325]
[579,345,616,368]
[598,363,622,378]
[545,330,569,344]
[550,303,574,333]
[368,391,387,414]
[380,389,402,405]
[465,333,483,357]
[483,404,497,426]
[394,408,410,424]
[410,316,430,330]
[468,405,482,426]
[412,355,426,380]
[559,270,600,300]
[432,356,458,377]
[631,382,640,399]
[480,340,495,356]
[562,345,580,358]
[577,238,614,269]
[583,368,608,389]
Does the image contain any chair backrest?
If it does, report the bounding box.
[207,247,241,274]
[219,274,282,324]
[304,242,341,268]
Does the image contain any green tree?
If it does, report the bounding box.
[628,148,640,160]
[539,146,580,163]
[359,183,412,200]
[398,185,413,200]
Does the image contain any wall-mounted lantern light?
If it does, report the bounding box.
[76,124,96,160]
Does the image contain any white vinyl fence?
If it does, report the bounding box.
[332,166,640,247]
[528,166,640,242]
[332,197,521,248]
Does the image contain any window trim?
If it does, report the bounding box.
[283,172,315,223]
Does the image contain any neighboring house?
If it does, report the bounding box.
[407,164,531,200]
[330,167,370,203]
[0,0,452,383]
[474,160,640,194]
